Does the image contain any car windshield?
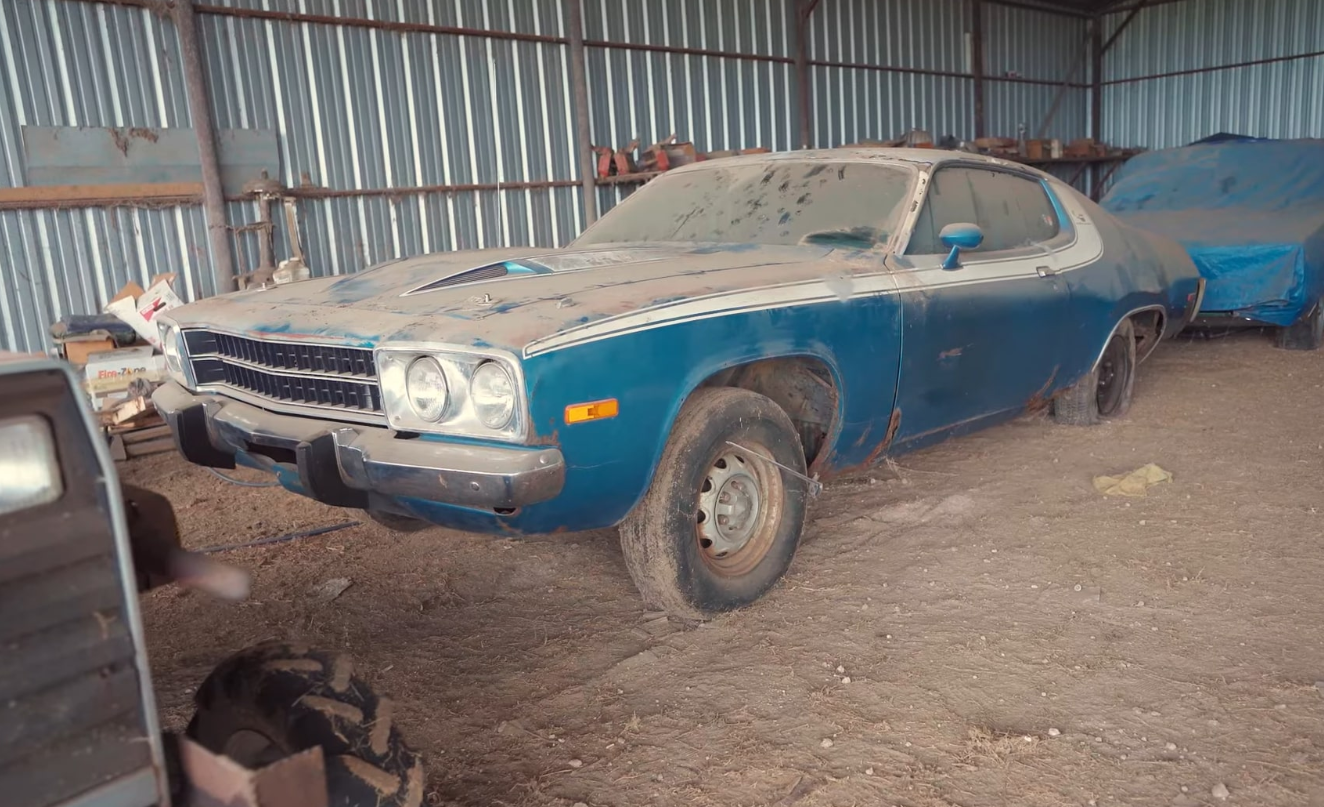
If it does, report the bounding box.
[573,160,914,250]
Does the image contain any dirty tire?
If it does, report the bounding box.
[1053,317,1137,426]
[188,642,424,807]
[1274,301,1324,350]
[365,509,432,533]
[620,387,809,620]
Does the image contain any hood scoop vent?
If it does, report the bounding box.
[402,259,553,296]
[403,263,510,295]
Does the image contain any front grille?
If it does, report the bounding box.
[184,330,383,416]
[187,330,377,377]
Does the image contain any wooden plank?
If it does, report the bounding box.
[125,437,176,458]
[0,181,202,209]
[120,424,171,444]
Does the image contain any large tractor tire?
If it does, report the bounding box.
[188,642,424,807]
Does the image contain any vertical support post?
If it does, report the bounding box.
[173,0,235,294]
[972,0,986,140]
[1091,21,1103,143]
[795,0,820,149]
[566,0,598,226]
[1090,20,1104,197]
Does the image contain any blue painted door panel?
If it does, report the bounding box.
[892,266,1068,446]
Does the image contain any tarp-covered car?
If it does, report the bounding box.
[154,149,1201,618]
[1101,136,1324,349]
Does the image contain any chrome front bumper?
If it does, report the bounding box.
[152,381,565,511]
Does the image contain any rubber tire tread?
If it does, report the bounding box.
[620,387,808,620]
[1274,301,1324,351]
[1053,318,1137,426]
[187,641,424,807]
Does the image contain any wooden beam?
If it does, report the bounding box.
[0,182,203,210]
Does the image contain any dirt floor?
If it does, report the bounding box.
[127,331,1324,807]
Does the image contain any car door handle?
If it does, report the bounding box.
[1036,265,1058,278]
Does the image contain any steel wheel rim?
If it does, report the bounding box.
[1096,337,1128,415]
[695,443,783,576]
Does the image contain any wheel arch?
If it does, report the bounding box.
[1091,303,1167,372]
[693,354,844,473]
[620,349,846,525]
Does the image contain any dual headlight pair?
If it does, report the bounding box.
[377,351,520,437]
[161,319,524,440]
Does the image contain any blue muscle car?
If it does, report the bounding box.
[153,149,1202,618]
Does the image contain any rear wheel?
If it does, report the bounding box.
[620,388,809,619]
[1053,318,1137,426]
[1274,301,1324,350]
[188,642,424,807]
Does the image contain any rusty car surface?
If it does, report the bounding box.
[153,148,1202,617]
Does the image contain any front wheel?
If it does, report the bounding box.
[1274,301,1324,350]
[1053,318,1137,426]
[620,388,809,619]
[188,642,424,807]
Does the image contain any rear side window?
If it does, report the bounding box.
[907,167,1061,255]
[967,169,1060,250]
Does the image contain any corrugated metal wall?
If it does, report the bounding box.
[0,0,210,355]
[1101,0,1324,149]
[807,0,1085,148]
[0,0,1088,355]
[983,2,1087,141]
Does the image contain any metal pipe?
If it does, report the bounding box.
[173,0,236,294]
[1102,47,1324,85]
[79,0,1097,21]
[972,0,986,139]
[566,0,597,226]
[278,179,581,200]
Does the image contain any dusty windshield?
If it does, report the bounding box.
[573,160,914,251]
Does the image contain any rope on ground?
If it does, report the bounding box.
[197,521,360,555]
[206,467,281,488]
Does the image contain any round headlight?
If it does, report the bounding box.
[470,362,516,430]
[162,326,184,377]
[405,357,449,422]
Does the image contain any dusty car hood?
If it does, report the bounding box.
[170,243,849,353]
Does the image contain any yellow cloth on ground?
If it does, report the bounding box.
[1092,463,1173,497]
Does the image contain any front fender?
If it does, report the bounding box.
[516,291,902,532]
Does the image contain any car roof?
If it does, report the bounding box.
[668,147,1043,176]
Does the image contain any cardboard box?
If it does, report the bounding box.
[104,275,183,349]
[59,334,117,366]
[84,346,167,396]
[1065,138,1096,158]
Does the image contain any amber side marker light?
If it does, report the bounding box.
[565,398,620,424]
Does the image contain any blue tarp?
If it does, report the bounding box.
[1101,138,1324,326]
